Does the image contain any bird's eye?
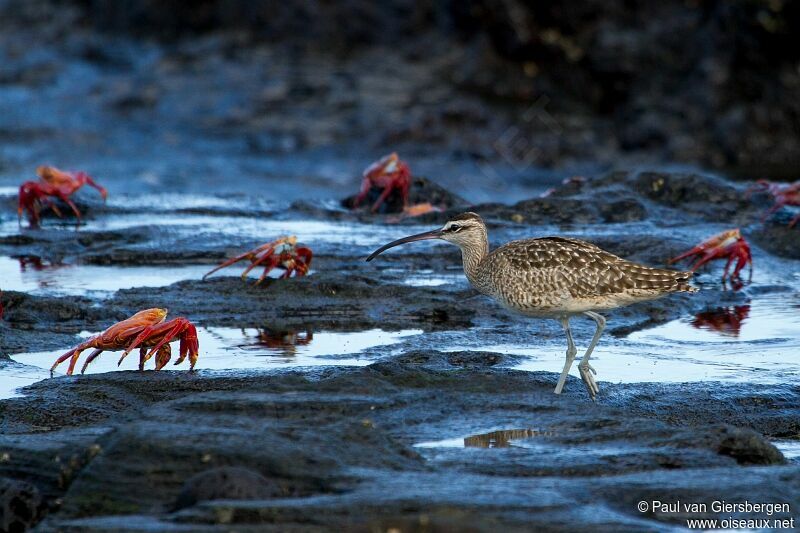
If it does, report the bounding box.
[449,224,461,232]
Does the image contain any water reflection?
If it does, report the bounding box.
[415,428,552,449]
[16,255,63,271]
[241,328,314,355]
[690,305,751,337]
[442,292,799,384]
[7,327,422,396]
[0,256,213,296]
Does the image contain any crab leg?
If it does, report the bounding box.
[76,172,108,200]
[51,342,91,375]
[50,190,83,221]
[256,257,281,284]
[721,255,735,281]
[353,174,375,208]
[371,183,397,213]
[142,320,189,360]
[733,253,753,280]
[202,251,257,280]
[240,246,278,279]
[203,240,279,280]
[51,348,78,373]
[689,252,718,272]
[41,197,63,219]
[79,348,104,374]
[117,323,161,365]
[280,263,295,279]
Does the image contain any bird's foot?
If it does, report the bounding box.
[578,362,599,401]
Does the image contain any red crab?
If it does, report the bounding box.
[746,179,800,228]
[668,229,753,282]
[18,166,107,226]
[352,153,412,213]
[50,308,199,375]
[203,236,312,284]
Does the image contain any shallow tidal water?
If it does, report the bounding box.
[4,327,422,399]
[1,194,799,403]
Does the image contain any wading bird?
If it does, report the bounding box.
[366,212,697,400]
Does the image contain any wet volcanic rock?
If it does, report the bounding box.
[0,362,796,531]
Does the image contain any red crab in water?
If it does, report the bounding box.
[18,166,107,226]
[746,179,800,228]
[203,236,312,284]
[668,229,753,282]
[353,153,412,213]
[51,308,199,375]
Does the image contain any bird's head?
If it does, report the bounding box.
[366,212,486,261]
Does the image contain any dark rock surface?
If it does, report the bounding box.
[0,477,44,533]
[0,357,796,531]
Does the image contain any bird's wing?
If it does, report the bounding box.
[485,237,685,298]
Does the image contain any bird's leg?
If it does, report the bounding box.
[554,316,577,395]
[579,311,606,401]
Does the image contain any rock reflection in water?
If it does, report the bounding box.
[464,428,551,448]
[416,428,553,449]
[244,328,314,355]
[690,305,750,337]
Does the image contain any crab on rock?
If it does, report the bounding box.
[352,152,412,213]
[746,179,800,228]
[18,166,108,226]
[50,308,199,375]
[668,229,753,282]
[203,236,312,284]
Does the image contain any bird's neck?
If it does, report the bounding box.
[459,234,489,285]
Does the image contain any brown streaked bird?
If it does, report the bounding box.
[366,212,697,400]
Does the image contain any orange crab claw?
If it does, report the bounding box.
[669,229,753,282]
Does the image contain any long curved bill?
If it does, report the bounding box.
[366,229,443,261]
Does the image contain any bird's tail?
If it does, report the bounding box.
[626,264,699,293]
